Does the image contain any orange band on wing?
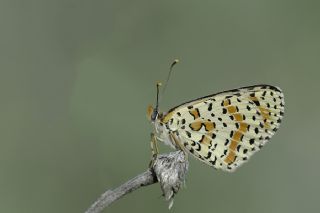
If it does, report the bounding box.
[259,106,271,129]
[233,113,243,121]
[225,140,238,164]
[250,96,271,129]
[204,121,215,132]
[189,108,200,119]
[239,122,248,132]
[189,121,216,132]
[227,106,237,114]
[189,121,202,131]
[224,106,248,164]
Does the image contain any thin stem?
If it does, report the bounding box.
[85,169,157,213]
[84,151,188,213]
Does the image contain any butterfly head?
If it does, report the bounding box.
[147,105,164,126]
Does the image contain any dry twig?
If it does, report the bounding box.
[85,151,188,213]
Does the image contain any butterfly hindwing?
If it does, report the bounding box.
[162,85,284,172]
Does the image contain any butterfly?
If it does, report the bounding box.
[147,62,284,172]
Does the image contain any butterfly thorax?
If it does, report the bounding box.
[147,105,179,149]
[154,119,176,149]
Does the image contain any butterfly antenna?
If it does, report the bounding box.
[162,59,179,97]
[154,59,179,117]
[155,81,162,113]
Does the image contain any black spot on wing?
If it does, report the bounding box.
[205,151,212,159]
[209,156,217,166]
[224,139,230,146]
[182,119,186,124]
[252,100,260,106]
[195,143,201,151]
[186,131,192,138]
[249,138,255,145]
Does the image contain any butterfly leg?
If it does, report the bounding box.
[149,133,159,168]
[170,132,188,161]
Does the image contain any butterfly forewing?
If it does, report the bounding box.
[162,85,284,172]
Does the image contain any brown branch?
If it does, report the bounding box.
[85,151,188,213]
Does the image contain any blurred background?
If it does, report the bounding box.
[1,0,319,212]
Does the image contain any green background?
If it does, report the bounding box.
[1,0,319,212]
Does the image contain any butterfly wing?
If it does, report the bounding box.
[161,85,284,172]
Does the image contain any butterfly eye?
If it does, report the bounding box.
[151,109,158,121]
[147,105,158,121]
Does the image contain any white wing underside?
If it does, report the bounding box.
[160,85,284,172]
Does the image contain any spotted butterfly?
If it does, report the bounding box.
[147,83,284,172]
